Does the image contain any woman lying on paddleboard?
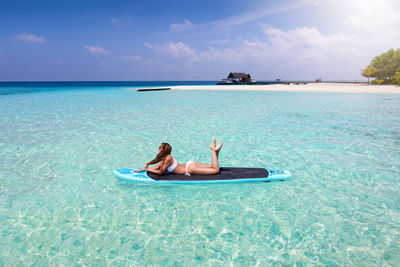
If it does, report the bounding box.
[134,137,223,176]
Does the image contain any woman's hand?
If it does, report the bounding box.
[134,169,145,172]
[144,163,148,169]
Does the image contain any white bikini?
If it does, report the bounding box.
[167,157,194,176]
[185,161,195,176]
[167,157,178,172]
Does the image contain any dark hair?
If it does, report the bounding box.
[147,143,172,165]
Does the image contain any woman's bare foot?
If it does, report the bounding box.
[210,137,216,150]
[215,141,223,152]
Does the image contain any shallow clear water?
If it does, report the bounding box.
[1,86,399,265]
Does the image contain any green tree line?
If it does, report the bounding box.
[362,48,400,85]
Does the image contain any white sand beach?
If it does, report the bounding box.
[169,83,400,94]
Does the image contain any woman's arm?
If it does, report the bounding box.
[145,168,164,175]
[134,159,169,173]
[147,162,162,171]
[146,156,172,175]
[134,165,160,173]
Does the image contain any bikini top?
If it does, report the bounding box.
[167,157,178,172]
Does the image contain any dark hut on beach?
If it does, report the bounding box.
[217,72,253,84]
[228,72,252,84]
[217,72,255,85]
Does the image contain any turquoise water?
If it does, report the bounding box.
[1,85,399,265]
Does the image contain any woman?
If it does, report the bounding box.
[134,138,223,176]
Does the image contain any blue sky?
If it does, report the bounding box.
[0,0,399,81]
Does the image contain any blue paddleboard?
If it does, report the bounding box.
[113,167,290,184]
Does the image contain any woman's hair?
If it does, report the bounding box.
[147,143,172,165]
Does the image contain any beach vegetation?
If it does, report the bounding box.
[361,65,376,85]
[363,48,400,84]
[390,71,400,85]
[371,79,385,85]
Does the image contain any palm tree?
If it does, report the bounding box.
[361,65,377,85]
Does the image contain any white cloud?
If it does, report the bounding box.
[148,24,358,65]
[149,42,198,60]
[57,61,64,65]
[144,42,153,48]
[99,62,110,67]
[110,18,118,24]
[170,19,193,31]
[14,32,46,43]
[261,24,358,61]
[84,45,109,55]
[120,55,142,61]
[342,0,400,46]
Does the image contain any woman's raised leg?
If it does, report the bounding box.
[195,140,223,168]
[189,149,220,175]
[190,142,223,175]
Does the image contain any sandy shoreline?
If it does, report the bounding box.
[165,83,400,94]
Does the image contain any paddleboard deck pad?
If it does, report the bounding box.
[114,167,290,184]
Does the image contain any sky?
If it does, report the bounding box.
[0,0,399,81]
